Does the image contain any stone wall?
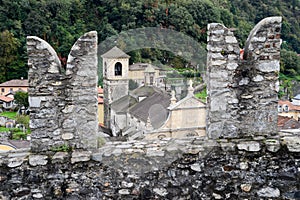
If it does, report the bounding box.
[1,17,297,200]
[0,134,299,199]
[207,16,282,139]
[27,31,98,152]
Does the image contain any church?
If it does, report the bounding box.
[101,47,206,140]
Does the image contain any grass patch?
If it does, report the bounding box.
[0,127,10,132]
[0,112,17,119]
[11,130,28,140]
[195,86,207,102]
[0,127,30,139]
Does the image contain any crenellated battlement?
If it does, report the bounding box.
[27,31,98,152]
[0,17,299,199]
[207,17,282,139]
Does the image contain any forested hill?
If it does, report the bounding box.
[0,0,300,83]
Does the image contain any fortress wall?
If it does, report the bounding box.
[0,136,299,199]
[27,32,98,152]
[1,17,297,200]
[207,17,282,138]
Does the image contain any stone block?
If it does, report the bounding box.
[146,149,165,157]
[211,53,224,59]
[91,153,103,162]
[52,152,69,163]
[222,123,238,138]
[7,157,24,168]
[253,75,264,82]
[265,139,280,152]
[210,60,227,66]
[225,36,238,43]
[237,141,261,152]
[190,163,202,172]
[220,142,235,151]
[153,188,168,197]
[207,122,223,139]
[252,36,267,42]
[241,184,252,192]
[71,151,91,164]
[283,136,300,152]
[29,97,47,108]
[257,187,280,198]
[62,133,74,140]
[226,62,238,70]
[29,155,48,166]
[256,60,280,72]
[239,77,250,86]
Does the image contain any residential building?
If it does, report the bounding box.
[278,115,300,129]
[0,79,28,96]
[98,86,104,126]
[128,63,165,87]
[0,96,14,109]
[278,99,300,120]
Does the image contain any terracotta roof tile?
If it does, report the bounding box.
[277,115,300,129]
[98,87,103,94]
[279,100,300,111]
[0,79,28,87]
[0,96,13,102]
[98,97,103,104]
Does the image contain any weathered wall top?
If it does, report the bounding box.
[27,31,98,152]
[207,16,282,139]
[0,133,299,199]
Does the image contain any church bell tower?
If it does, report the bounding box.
[101,46,130,128]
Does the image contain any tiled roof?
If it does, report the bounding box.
[98,97,103,104]
[0,96,13,102]
[101,46,130,58]
[129,63,159,71]
[130,86,162,98]
[129,92,170,123]
[279,100,300,111]
[278,115,291,127]
[278,115,300,129]
[0,79,28,87]
[98,87,103,94]
[145,65,156,73]
[111,95,138,113]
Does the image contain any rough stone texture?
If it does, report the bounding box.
[207,17,282,138]
[0,136,299,199]
[10,17,297,199]
[27,31,98,152]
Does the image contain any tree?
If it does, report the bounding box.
[0,30,21,82]
[14,91,29,108]
[15,114,30,129]
[281,49,300,76]
[129,79,139,90]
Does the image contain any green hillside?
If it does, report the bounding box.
[0,0,299,91]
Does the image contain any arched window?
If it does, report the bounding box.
[115,62,122,76]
